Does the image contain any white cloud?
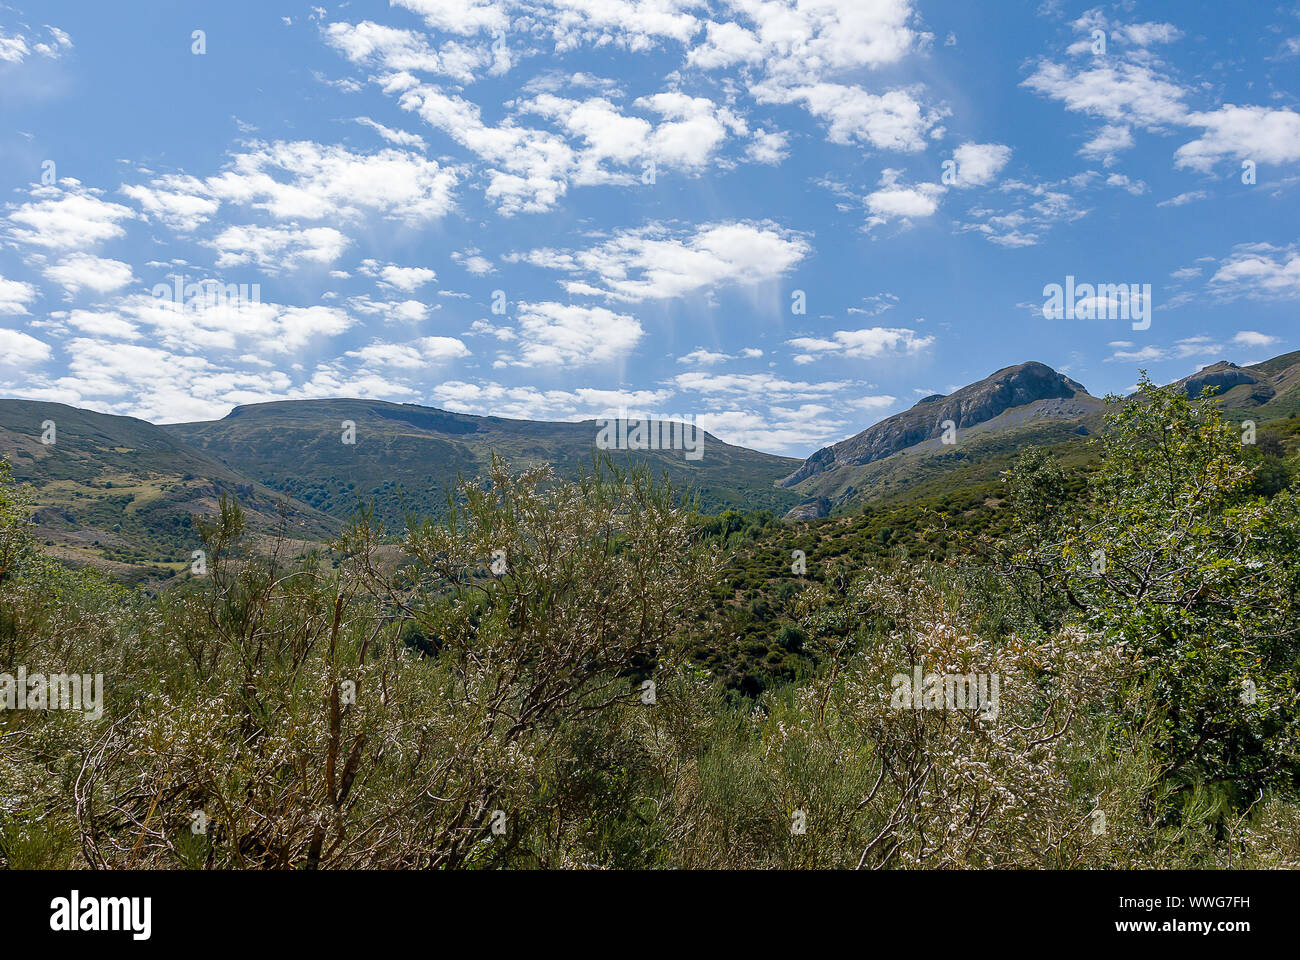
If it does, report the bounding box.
[1175,105,1300,172]
[359,260,438,291]
[864,170,944,225]
[503,301,644,367]
[1115,22,1183,47]
[785,326,934,363]
[99,291,356,355]
[950,142,1011,187]
[746,128,789,164]
[673,371,853,403]
[1105,172,1147,195]
[1022,61,1188,128]
[1078,123,1133,164]
[208,224,351,270]
[391,0,510,36]
[1206,244,1300,300]
[6,181,138,251]
[1157,190,1207,208]
[0,25,72,64]
[1233,331,1280,348]
[1027,42,1300,175]
[426,379,674,422]
[691,0,917,75]
[348,297,433,323]
[120,175,220,232]
[65,309,140,340]
[452,249,495,275]
[514,220,810,302]
[43,254,135,294]
[687,20,763,69]
[0,328,51,365]
[0,275,38,315]
[324,21,495,83]
[354,116,427,150]
[753,82,941,152]
[848,293,899,316]
[677,347,733,365]
[1106,336,1224,364]
[696,406,847,452]
[850,394,897,410]
[346,336,470,367]
[204,141,457,224]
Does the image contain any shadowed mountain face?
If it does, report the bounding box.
[0,396,801,579]
[164,399,802,530]
[780,362,1093,489]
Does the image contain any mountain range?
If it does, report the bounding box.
[3,348,1298,582]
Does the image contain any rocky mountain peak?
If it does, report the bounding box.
[779,361,1089,488]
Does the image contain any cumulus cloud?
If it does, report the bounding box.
[950,142,1012,187]
[81,290,357,355]
[6,181,138,251]
[324,21,496,84]
[208,224,351,270]
[1233,330,1280,348]
[499,301,644,368]
[346,336,470,367]
[1026,34,1300,175]
[512,220,809,302]
[1022,60,1188,129]
[0,328,51,365]
[672,371,854,403]
[452,249,495,275]
[1078,123,1133,164]
[753,82,942,152]
[1205,244,1300,300]
[785,326,934,363]
[120,176,220,232]
[1174,105,1300,172]
[121,141,457,239]
[359,260,437,291]
[0,275,38,315]
[43,254,135,294]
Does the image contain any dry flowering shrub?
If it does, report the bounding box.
[842,572,1130,867]
[53,456,717,869]
[1215,800,1300,868]
[657,564,1137,869]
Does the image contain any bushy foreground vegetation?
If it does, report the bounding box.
[2,381,1298,868]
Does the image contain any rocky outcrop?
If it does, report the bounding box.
[780,362,1089,488]
[1172,361,1264,400]
[784,497,831,522]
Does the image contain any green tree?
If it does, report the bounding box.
[1003,375,1300,800]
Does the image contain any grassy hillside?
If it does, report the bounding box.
[165,398,803,529]
[0,400,337,583]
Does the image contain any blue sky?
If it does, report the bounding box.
[1,0,1297,456]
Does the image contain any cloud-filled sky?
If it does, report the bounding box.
[1,0,1297,455]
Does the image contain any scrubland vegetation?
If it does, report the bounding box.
[2,379,1298,869]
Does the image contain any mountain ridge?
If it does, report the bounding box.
[780,361,1095,488]
[777,349,1300,519]
[4,347,1298,579]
